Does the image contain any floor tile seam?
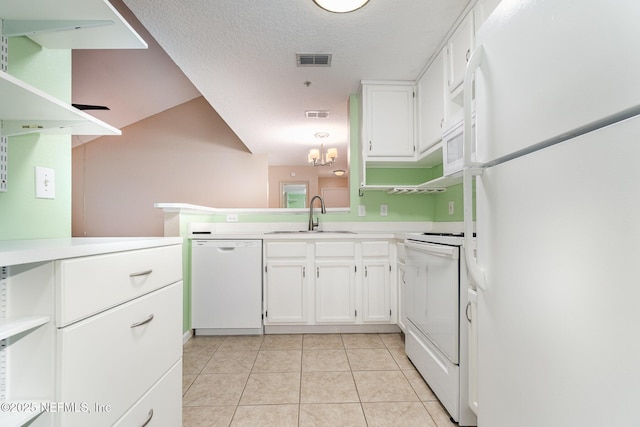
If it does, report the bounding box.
[399,368,438,402]
[419,401,443,426]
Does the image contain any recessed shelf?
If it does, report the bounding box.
[0,0,147,49]
[0,71,121,137]
[0,316,49,341]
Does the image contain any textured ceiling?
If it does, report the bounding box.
[77,0,471,174]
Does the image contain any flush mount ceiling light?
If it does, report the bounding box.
[308,132,337,167]
[312,0,370,13]
[333,169,346,177]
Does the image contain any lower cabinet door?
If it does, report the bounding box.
[315,261,356,323]
[56,282,182,427]
[113,359,182,427]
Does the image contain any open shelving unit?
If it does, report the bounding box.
[360,142,463,195]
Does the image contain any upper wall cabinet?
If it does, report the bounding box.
[445,11,474,99]
[360,81,416,161]
[0,0,147,49]
[416,51,445,155]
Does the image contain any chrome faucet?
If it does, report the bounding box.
[308,195,326,231]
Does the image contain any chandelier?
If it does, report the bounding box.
[308,132,337,167]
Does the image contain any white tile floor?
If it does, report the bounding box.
[182,333,458,426]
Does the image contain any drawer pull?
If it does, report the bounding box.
[130,314,154,328]
[129,269,153,277]
[140,408,154,427]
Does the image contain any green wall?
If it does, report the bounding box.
[0,37,72,240]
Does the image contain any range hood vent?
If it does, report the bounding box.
[305,110,330,119]
[296,53,332,67]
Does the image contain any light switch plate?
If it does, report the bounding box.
[35,166,55,199]
[358,205,366,217]
[380,205,388,216]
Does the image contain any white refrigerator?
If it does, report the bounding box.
[462,1,640,426]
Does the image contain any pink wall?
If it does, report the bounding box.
[72,97,269,236]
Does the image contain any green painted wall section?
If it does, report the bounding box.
[0,37,72,240]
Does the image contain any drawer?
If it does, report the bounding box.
[113,360,182,427]
[56,282,183,427]
[362,241,389,257]
[315,242,355,258]
[265,241,307,258]
[56,244,182,326]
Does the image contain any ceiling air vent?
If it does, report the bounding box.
[296,53,332,67]
[305,110,330,119]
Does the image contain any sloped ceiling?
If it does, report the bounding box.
[74,0,471,176]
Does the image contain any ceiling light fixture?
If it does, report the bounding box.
[308,132,337,167]
[312,0,370,13]
[333,169,346,177]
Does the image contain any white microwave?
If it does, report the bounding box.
[442,115,476,176]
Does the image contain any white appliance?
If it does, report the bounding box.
[461,1,640,426]
[191,240,263,335]
[404,233,476,426]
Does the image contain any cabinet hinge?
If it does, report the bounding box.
[264,266,267,273]
[265,311,268,318]
[389,265,392,272]
[355,309,358,317]
[355,266,357,273]
[390,309,392,316]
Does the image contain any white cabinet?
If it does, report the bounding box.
[445,11,475,98]
[0,262,55,427]
[0,240,182,427]
[361,81,416,161]
[263,238,396,331]
[416,51,445,154]
[56,282,182,427]
[315,242,356,323]
[264,242,310,325]
[361,242,391,323]
[54,244,183,427]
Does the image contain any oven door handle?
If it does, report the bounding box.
[404,240,458,258]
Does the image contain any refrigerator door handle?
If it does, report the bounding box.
[463,167,486,290]
[463,44,487,291]
[463,44,484,168]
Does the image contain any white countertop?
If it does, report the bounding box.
[190,231,398,240]
[0,237,183,266]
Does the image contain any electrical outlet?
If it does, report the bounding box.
[226,214,238,222]
[35,166,55,199]
[380,205,388,216]
[448,201,455,215]
[358,205,366,217]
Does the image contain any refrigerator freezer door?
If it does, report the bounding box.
[475,115,640,426]
[473,0,640,164]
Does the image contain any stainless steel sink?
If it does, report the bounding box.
[265,230,356,234]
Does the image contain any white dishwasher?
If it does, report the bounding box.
[191,239,263,335]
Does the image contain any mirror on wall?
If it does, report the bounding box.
[280,182,309,208]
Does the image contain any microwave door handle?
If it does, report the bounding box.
[463,45,486,291]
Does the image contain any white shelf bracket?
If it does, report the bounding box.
[1,20,8,192]
[0,266,7,400]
